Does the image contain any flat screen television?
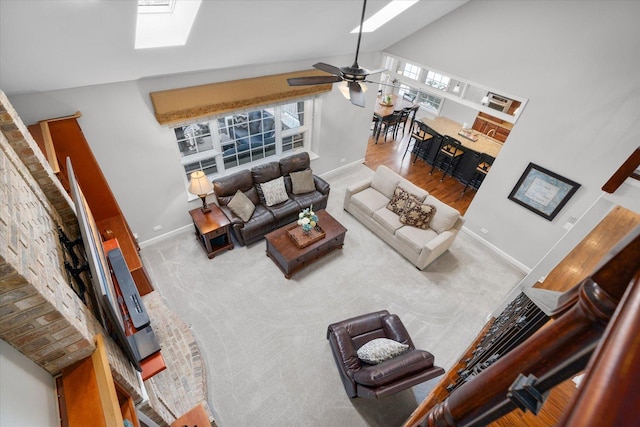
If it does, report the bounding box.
[66,157,142,371]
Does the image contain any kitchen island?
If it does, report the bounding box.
[413,116,503,187]
[419,116,503,158]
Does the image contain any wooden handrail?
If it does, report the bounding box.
[601,147,640,193]
[558,270,640,427]
[404,225,640,427]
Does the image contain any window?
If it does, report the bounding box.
[174,123,218,180]
[425,71,450,91]
[400,63,421,80]
[173,100,312,185]
[397,83,443,114]
[398,84,418,102]
[417,92,444,114]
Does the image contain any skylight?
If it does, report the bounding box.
[138,0,176,14]
[351,0,418,33]
[135,0,201,49]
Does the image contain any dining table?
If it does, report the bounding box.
[372,94,416,142]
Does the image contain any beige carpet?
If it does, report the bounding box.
[140,163,525,427]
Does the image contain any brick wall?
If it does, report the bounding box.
[0,95,98,373]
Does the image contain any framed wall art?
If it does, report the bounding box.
[508,163,581,221]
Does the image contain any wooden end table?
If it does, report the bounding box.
[189,205,233,258]
[264,210,347,279]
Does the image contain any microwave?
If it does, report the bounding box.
[485,93,513,113]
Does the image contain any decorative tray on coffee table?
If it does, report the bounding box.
[286,224,326,249]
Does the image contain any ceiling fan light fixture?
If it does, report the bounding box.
[338,81,368,100]
[287,0,386,107]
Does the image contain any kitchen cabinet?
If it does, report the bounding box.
[472,112,512,143]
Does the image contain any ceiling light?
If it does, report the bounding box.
[351,0,419,33]
[338,81,368,100]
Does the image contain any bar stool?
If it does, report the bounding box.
[462,153,494,195]
[430,135,465,181]
[402,120,433,163]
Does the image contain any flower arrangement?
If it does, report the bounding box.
[298,205,319,234]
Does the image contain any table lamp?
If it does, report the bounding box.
[188,171,213,213]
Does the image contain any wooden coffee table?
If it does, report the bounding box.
[265,210,347,279]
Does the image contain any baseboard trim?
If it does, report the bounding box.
[139,224,192,248]
[319,159,367,180]
[461,227,531,274]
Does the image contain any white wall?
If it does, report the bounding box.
[8,53,378,243]
[0,339,58,426]
[386,0,640,269]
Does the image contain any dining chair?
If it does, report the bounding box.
[395,107,412,139]
[377,110,402,143]
[430,135,465,181]
[406,105,420,133]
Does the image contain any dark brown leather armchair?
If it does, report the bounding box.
[327,310,445,399]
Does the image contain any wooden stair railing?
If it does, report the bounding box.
[559,269,640,426]
[404,225,640,427]
[601,147,640,193]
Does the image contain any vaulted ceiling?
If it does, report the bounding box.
[0,0,468,95]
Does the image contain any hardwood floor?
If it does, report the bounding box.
[364,129,477,216]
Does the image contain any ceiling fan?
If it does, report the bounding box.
[287,0,386,108]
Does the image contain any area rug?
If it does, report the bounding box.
[140,163,525,427]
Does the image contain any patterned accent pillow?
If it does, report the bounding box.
[290,169,316,194]
[260,176,289,206]
[386,186,421,215]
[357,338,410,365]
[400,198,437,230]
[227,189,255,222]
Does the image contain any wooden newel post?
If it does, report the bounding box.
[411,226,640,427]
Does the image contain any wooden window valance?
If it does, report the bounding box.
[149,70,333,126]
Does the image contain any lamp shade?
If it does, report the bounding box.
[188,171,213,196]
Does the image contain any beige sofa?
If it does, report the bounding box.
[344,165,464,270]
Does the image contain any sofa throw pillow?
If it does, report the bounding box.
[357,338,410,365]
[386,186,409,215]
[400,199,437,230]
[386,186,422,215]
[290,169,316,194]
[260,176,289,206]
[227,189,255,222]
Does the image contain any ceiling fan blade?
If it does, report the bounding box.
[349,82,365,108]
[313,62,342,76]
[366,68,387,76]
[287,75,343,86]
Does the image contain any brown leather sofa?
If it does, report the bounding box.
[212,152,330,246]
[327,310,445,399]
